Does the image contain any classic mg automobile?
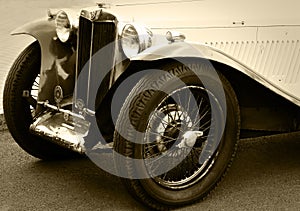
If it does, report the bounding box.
[3,0,300,210]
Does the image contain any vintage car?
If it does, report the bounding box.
[3,0,300,210]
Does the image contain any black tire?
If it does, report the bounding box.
[114,60,240,210]
[3,41,79,160]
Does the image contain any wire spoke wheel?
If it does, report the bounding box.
[27,74,40,117]
[114,61,240,210]
[143,86,220,189]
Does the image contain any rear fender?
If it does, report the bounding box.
[12,19,76,105]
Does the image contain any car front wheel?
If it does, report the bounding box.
[114,60,240,210]
[3,41,79,160]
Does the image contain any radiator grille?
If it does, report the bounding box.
[77,17,92,75]
[76,16,117,109]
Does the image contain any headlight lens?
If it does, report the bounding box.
[121,24,153,58]
[55,10,71,43]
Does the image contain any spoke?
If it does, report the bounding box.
[148,131,178,141]
[193,146,204,150]
[198,104,211,117]
[175,93,187,120]
[167,112,173,124]
[144,151,162,159]
[151,113,168,130]
[144,150,160,159]
[146,148,178,164]
[197,134,213,140]
[143,145,164,159]
[189,95,201,119]
[192,106,211,128]
[198,119,211,130]
[201,125,211,133]
[191,151,201,169]
[156,116,186,134]
[176,92,183,108]
[33,81,39,87]
[198,97,203,111]
[173,92,189,120]
[144,139,179,154]
[174,105,184,121]
[174,107,182,121]
[163,101,175,123]
[186,90,192,114]
[146,159,161,174]
[162,172,167,181]
[146,140,178,150]
[144,141,171,153]
[193,104,206,125]
[190,149,198,162]
[199,119,213,132]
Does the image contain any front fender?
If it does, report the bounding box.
[132,41,300,107]
[12,19,76,105]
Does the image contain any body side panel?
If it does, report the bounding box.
[112,0,300,105]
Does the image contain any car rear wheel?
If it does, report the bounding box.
[114,60,240,210]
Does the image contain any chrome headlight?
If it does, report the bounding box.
[121,24,153,58]
[55,10,72,43]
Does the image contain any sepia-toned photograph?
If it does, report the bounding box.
[0,0,299,210]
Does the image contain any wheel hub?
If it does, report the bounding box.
[177,131,203,148]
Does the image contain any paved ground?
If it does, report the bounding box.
[1,130,299,210]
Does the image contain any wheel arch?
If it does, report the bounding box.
[11,19,56,57]
[209,60,300,133]
[131,42,300,107]
[97,56,300,141]
[11,19,77,106]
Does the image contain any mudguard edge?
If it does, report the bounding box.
[11,19,76,105]
[132,42,300,107]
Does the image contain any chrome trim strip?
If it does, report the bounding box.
[37,101,85,119]
[86,22,94,107]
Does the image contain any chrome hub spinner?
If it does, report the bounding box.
[177,131,204,149]
[54,85,63,104]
